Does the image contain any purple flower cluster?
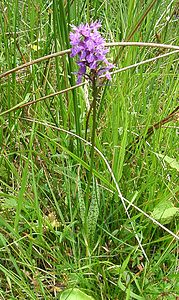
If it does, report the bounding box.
[69,22,114,83]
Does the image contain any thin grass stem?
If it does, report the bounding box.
[1,50,178,117]
[1,42,178,79]
[21,117,179,242]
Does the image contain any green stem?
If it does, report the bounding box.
[86,76,98,211]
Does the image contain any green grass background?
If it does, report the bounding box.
[0,0,178,299]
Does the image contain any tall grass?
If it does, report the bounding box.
[0,0,178,299]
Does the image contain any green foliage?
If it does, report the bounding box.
[60,288,95,300]
[87,178,100,242]
[156,153,179,172]
[0,0,178,299]
[151,200,179,224]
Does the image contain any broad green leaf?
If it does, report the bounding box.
[87,178,99,241]
[156,153,179,171]
[60,288,95,300]
[151,200,179,224]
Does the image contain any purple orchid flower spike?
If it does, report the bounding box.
[69,21,114,83]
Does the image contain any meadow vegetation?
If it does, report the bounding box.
[0,0,179,299]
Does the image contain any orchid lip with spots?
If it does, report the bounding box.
[69,21,114,83]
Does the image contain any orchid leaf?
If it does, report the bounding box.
[60,288,95,300]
